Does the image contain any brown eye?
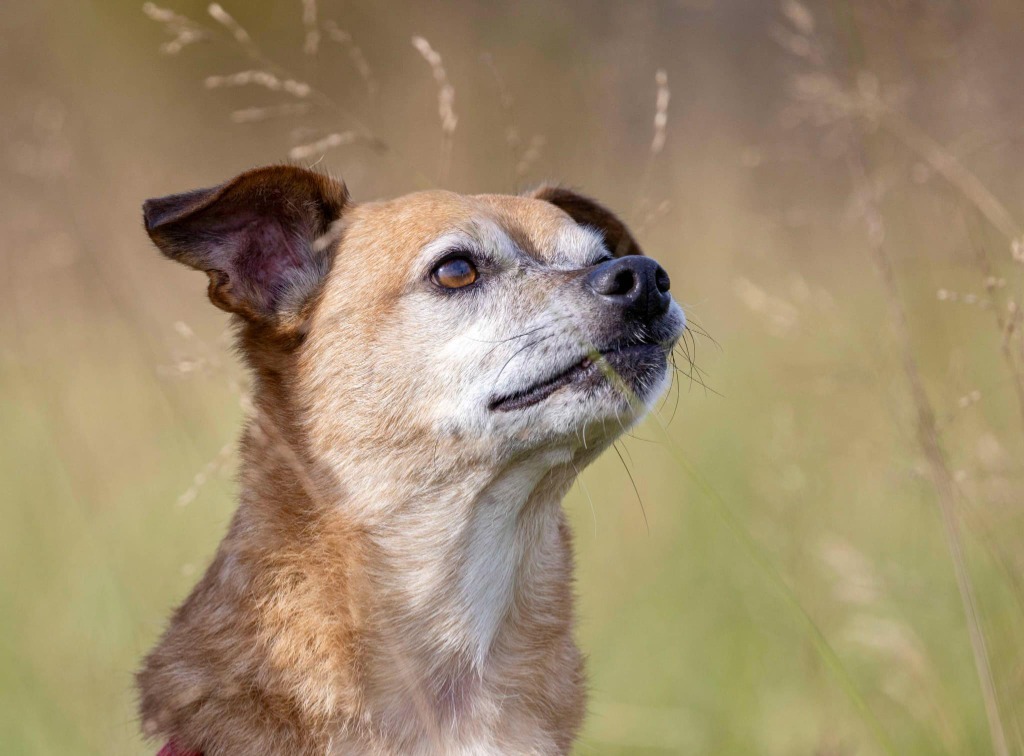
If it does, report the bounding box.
[432,257,478,289]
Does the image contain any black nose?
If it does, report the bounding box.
[585,256,671,321]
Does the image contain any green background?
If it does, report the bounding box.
[2,0,1023,752]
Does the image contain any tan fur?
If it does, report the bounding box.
[138,168,681,755]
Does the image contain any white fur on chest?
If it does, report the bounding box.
[458,451,569,668]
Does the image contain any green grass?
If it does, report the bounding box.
[3,1,1024,752]
[2,277,1021,753]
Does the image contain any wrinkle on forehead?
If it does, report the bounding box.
[474,194,605,266]
[333,191,603,293]
[349,190,484,244]
[474,195,568,260]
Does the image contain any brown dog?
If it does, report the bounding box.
[138,165,685,755]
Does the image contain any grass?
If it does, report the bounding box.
[3,281,1020,753]
[2,0,1024,753]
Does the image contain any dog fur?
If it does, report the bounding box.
[137,165,684,755]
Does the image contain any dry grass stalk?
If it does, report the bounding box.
[776,5,1014,749]
[479,52,514,114]
[143,2,209,54]
[156,320,229,380]
[288,131,358,161]
[644,411,897,754]
[732,277,799,338]
[936,288,993,310]
[957,390,983,411]
[818,538,880,606]
[633,67,672,221]
[323,21,377,97]
[820,537,960,748]
[141,2,401,181]
[781,0,814,36]
[207,3,252,48]
[847,146,1011,756]
[231,102,311,123]
[205,70,312,98]
[515,134,546,180]
[480,52,547,189]
[411,36,457,180]
[969,237,1024,436]
[878,112,1019,241]
[176,442,233,507]
[788,70,1020,241]
[651,69,670,155]
[636,200,671,236]
[301,0,319,55]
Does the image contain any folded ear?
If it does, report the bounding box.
[530,185,642,257]
[143,165,349,323]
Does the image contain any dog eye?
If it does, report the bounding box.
[431,256,478,289]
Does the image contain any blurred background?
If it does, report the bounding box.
[3,0,1024,753]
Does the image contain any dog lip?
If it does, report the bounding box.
[488,340,665,413]
[488,355,596,413]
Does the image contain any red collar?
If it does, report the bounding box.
[157,741,201,756]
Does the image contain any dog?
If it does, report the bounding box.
[137,165,685,755]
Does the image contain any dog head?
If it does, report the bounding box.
[144,165,685,477]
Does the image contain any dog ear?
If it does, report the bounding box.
[143,165,349,324]
[530,185,642,257]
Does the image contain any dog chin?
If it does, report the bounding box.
[501,346,673,446]
[582,351,673,420]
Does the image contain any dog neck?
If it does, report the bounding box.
[358,446,577,666]
[232,378,582,733]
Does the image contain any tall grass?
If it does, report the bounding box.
[1,0,1022,753]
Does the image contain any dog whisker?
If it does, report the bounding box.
[492,333,556,385]
[613,441,650,535]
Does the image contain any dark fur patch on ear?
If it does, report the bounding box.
[530,185,642,258]
[143,165,349,323]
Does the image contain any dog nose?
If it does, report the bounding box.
[585,256,671,321]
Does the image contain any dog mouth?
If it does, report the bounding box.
[488,342,668,413]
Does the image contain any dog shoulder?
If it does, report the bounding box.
[137,511,368,754]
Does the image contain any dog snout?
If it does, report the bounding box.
[585,256,671,322]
